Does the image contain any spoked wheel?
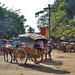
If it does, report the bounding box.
[31,55,43,64]
[15,48,27,65]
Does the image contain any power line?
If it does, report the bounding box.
[44,0,51,8]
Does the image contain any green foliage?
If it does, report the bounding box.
[35,0,75,38]
[0,3,27,39]
[27,26,34,33]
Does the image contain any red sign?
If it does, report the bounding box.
[41,28,46,36]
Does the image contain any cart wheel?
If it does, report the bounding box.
[31,55,43,64]
[15,48,27,65]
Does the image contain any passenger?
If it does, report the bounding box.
[34,39,44,51]
[14,40,18,49]
[1,40,5,46]
[34,40,40,49]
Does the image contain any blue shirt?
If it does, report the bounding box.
[14,41,17,45]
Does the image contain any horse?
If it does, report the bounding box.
[66,44,75,53]
[3,45,15,63]
[72,45,75,52]
[0,45,4,54]
[66,45,73,52]
[0,46,2,54]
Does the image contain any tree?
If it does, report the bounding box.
[27,26,35,33]
[35,0,75,38]
[24,25,29,33]
[0,3,27,39]
[50,0,75,37]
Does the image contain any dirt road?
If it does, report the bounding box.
[0,49,75,75]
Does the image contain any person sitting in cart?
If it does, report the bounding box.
[14,40,18,49]
[34,39,44,51]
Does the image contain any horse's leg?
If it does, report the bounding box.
[74,46,75,52]
[13,54,15,61]
[0,48,2,54]
[1,49,2,54]
[6,53,8,62]
[4,50,6,61]
[13,50,16,62]
[10,53,12,63]
[66,48,68,53]
[69,48,72,53]
[74,48,75,52]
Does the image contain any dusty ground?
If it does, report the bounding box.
[0,49,75,75]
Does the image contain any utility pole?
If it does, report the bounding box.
[44,4,54,40]
[48,4,50,40]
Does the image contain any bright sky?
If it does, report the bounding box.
[0,0,54,32]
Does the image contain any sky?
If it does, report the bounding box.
[0,0,54,32]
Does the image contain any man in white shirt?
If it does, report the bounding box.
[35,39,44,51]
[38,40,44,49]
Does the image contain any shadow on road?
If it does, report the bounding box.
[41,59,63,66]
[20,63,70,74]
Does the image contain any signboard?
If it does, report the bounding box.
[40,27,46,36]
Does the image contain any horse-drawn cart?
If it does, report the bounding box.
[15,33,48,65]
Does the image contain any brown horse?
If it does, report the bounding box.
[0,45,4,54]
[3,45,15,63]
[0,46,3,54]
[66,45,73,52]
[72,45,75,52]
[66,44,75,52]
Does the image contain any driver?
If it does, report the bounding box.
[34,39,44,51]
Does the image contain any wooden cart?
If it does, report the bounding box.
[15,33,48,65]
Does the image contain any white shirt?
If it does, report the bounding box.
[38,41,44,49]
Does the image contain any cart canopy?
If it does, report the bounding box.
[69,39,75,42]
[19,33,48,44]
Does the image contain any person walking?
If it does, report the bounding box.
[48,41,53,60]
